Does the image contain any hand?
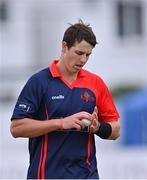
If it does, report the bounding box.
[62,111,93,130]
[89,106,100,133]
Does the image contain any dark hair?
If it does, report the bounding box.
[63,19,97,49]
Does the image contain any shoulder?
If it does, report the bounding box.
[81,69,109,92]
[31,68,51,80]
[81,69,104,83]
[28,67,52,84]
[24,68,52,91]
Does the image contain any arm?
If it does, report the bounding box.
[91,78,120,140]
[89,107,120,140]
[10,118,61,138]
[10,111,93,138]
[90,119,120,140]
[107,120,120,140]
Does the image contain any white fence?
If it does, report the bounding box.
[0,103,147,179]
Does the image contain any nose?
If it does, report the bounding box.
[80,54,87,63]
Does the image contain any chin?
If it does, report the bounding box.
[73,68,80,73]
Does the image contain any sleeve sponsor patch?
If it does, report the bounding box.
[15,102,31,112]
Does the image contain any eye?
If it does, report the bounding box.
[75,50,91,57]
[86,53,91,58]
[75,51,83,56]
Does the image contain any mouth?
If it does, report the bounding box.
[74,64,84,69]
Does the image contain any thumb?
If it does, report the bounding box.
[94,106,98,114]
[92,106,98,119]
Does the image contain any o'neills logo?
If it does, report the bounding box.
[51,95,64,100]
[81,91,94,102]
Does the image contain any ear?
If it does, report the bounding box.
[62,41,67,53]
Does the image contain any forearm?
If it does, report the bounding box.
[95,120,120,140]
[107,121,120,140]
[10,111,92,138]
[10,118,61,138]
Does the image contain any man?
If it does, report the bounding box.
[10,20,120,179]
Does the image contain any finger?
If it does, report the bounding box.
[92,106,98,114]
[93,113,97,120]
[74,123,82,130]
[92,107,98,121]
[92,118,97,126]
[75,112,93,121]
[94,106,98,114]
[74,119,84,129]
[91,118,97,128]
[89,125,95,133]
[90,118,99,133]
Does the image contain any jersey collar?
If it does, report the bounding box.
[49,60,85,78]
[49,60,61,78]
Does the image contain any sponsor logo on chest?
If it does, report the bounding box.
[51,95,65,100]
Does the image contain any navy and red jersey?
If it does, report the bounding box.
[11,60,119,179]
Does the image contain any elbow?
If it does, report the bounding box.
[10,123,20,138]
[10,126,18,138]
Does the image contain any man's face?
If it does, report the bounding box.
[62,40,93,73]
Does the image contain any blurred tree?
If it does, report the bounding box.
[0,0,8,23]
[111,85,141,98]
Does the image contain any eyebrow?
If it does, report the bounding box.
[75,50,91,56]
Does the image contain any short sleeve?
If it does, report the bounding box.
[11,75,44,120]
[97,79,119,122]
